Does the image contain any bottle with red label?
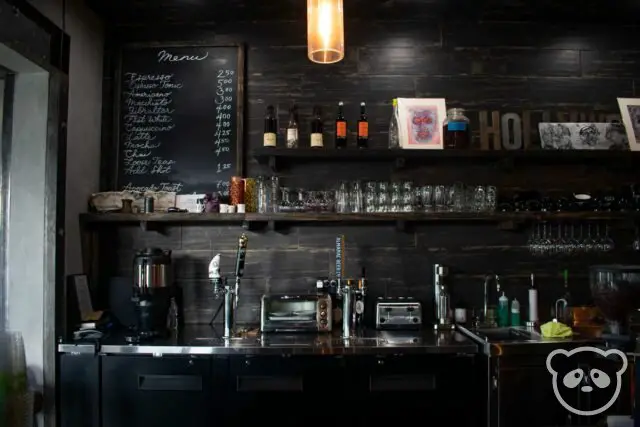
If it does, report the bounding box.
[335,101,347,148]
[357,101,368,148]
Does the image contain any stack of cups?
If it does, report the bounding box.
[0,331,31,427]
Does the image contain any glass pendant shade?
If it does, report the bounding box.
[307,0,345,64]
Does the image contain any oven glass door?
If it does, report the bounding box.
[265,297,318,330]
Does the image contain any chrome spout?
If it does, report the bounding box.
[209,234,248,339]
[483,273,499,327]
[341,283,353,338]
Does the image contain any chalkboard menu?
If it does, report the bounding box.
[116,45,244,196]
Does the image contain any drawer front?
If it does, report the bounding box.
[101,356,216,427]
[228,355,347,427]
[348,355,479,425]
[231,355,346,392]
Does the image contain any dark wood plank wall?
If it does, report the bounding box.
[95,0,640,325]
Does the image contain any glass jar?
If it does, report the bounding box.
[443,108,471,149]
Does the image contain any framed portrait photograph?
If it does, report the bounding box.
[397,98,447,149]
[617,98,640,151]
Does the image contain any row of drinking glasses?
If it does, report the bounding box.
[336,181,498,214]
[527,222,615,256]
[277,188,335,213]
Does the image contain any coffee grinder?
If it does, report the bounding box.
[590,265,640,349]
[126,248,177,342]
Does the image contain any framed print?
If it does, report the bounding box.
[397,98,447,149]
[618,98,640,151]
[539,122,629,150]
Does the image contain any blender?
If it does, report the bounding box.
[589,265,640,347]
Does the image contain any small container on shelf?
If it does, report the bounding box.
[244,178,257,212]
[230,176,245,205]
[443,108,471,149]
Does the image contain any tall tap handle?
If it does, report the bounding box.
[234,234,248,278]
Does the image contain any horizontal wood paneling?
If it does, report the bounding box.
[104,223,640,324]
[358,48,581,77]
[96,0,640,324]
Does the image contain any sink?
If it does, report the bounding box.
[473,327,538,342]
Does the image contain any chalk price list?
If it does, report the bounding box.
[121,72,182,191]
[214,69,235,197]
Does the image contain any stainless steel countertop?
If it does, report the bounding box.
[456,325,605,356]
[58,325,479,356]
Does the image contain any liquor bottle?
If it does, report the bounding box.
[263,105,277,147]
[357,101,368,148]
[388,99,400,148]
[310,106,324,148]
[335,101,347,149]
[286,105,299,148]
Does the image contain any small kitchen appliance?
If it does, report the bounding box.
[376,297,422,330]
[590,265,640,338]
[127,248,177,342]
[260,294,332,332]
[434,264,454,330]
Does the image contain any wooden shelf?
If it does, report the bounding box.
[246,212,638,222]
[251,147,640,171]
[80,212,246,224]
[80,211,640,232]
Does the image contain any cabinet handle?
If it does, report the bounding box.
[237,376,303,392]
[138,375,202,391]
[370,374,436,391]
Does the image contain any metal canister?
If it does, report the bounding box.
[244,178,257,212]
[143,196,155,213]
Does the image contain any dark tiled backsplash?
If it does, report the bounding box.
[106,224,632,325]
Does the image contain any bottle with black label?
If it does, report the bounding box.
[310,106,324,148]
[357,102,368,148]
[263,105,277,147]
[335,101,347,148]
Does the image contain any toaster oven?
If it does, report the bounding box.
[376,297,422,330]
[260,294,332,332]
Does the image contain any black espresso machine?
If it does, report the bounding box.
[126,248,181,342]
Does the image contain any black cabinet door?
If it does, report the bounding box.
[228,355,346,427]
[101,355,220,427]
[59,353,100,427]
[499,366,568,427]
[348,354,479,426]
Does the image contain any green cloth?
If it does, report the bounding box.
[541,321,573,338]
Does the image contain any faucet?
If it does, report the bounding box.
[210,234,248,339]
[433,264,453,330]
[554,298,568,323]
[482,273,500,327]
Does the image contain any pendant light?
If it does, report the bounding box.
[307,0,345,64]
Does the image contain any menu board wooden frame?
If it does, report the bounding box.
[112,42,245,193]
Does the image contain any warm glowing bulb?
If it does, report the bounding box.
[307,0,344,64]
